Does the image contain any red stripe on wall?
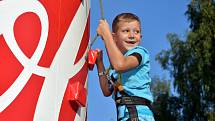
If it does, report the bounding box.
[0,36,24,96]
[0,74,45,121]
[38,0,81,68]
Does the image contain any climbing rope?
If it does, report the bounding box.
[89,0,105,47]
[87,0,105,70]
[99,0,105,20]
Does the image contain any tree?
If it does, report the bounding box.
[156,0,215,120]
[151,76,182,121]
[151,76,170,100]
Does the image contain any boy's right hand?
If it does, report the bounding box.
[97,20,112,41]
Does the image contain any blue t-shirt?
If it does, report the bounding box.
[109,46,154,120]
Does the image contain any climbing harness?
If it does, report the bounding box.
[106,67,158,121]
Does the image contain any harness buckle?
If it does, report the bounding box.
[122,96,133,105]
[116,96,135,105]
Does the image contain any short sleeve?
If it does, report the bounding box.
[129,52,142,65]
[125,46,150,65]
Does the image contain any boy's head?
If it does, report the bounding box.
[112,13,142,53]
[112,13,141,33]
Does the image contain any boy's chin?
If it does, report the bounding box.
[125,46,136,51]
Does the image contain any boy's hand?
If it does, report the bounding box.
[96,49,103,64]
[97,20,112,40]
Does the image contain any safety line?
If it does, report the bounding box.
[89,0,105,47]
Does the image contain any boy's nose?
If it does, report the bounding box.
[128,32,135,39]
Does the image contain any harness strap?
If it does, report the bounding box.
[114,81,124,92]
[115,96,141,120]
[126,105,138,120]
[116,96,151,106]
[116,99,138,121]
[115,96,157,121]
[117,96,159,120]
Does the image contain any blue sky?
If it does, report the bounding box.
[88,0,190,121]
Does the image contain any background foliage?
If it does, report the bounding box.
[153,0,215,120]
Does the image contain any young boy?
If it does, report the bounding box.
[96,13,155,121]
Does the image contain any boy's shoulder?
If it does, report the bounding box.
[125,46,149,56]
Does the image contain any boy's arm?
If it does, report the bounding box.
[97,20,140,72]
[96,51,112,97]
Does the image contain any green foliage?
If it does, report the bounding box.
[207,112,215,121]
[151,77,181,121]
[156,0,215,120]
[151,76,170,100]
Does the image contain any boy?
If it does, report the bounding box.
[96,13,155,121]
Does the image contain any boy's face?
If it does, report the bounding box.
[113,20,141,54]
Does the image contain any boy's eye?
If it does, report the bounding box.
[134,30,140,34]
[121,29,140,34]
[122,30,129,33]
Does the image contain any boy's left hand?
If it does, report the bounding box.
[96,49,103,64]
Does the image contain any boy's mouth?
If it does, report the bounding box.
[125,41,136,44]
